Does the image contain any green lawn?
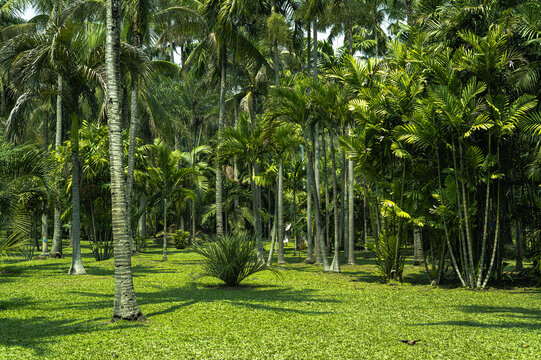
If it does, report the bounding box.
[0,244,539,360]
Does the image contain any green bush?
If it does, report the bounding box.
[367,231,405,283]
[172,230,190,249]
[134,235,149,252]
[193,233,273,286]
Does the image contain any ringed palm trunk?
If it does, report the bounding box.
[107,0,144,321]
[126,69,139,254]
[216,45,227,236]
[347,128,355,265]
[329,132,340,273]
[50,74,63,258]
[68,113,85,275]
[314,123,321,264]
[277,157,285,264]
[305,128,314,263]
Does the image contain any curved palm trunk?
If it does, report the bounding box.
[68,113,85,275]
[277,158,285,264]
[329,133,340,273]
[107,0,144,321]
[216,45,227,236]
[250,164,264,261]
[50,74,63,258]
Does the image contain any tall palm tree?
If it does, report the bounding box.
[106,0,145,321]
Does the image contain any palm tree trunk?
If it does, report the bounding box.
[329,132,340,273]
[163,198,168,261]
[322,132,330,252]
[348,137,355,265]
[312,19,318,78]
[436,150,466,286]
[340,151,347,259]
[314,123,322,264]
[306,22,311,75]
[267,181,279,265]
[305,128,314,263]
[192,199,196,243]
[514,219,523,271]
[293,179,298,256]
[277,158,286,264]
[126,80,138,254]
[413,227,422,266]
[309,141,329,272]
[216,45,227,236]
[51,74,63,258]
[250,164,264,261]
[107,0,144,321]
[68,113,85,275]
[41,117,49,256]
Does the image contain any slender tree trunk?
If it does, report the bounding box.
[312,19,318,79]
[216,45,226,236]
[309,143,329,272]
[267,181,279,265]
[413,226,422,266]
[126,79,138,254]
[277,158,286,264]
[322,133,330,252]
[482,179,501,289]
[163,198,168,261]
[107,0,144,321]
[192,199,196,243]
[477,134,492,287]
[340,151,347,259]
[314,123,322,264]
[138,195,147,239]
[68,113,85,275]
[293,180,298,256]
[348,133,355,265]
[305,128,314,263]
[41,117,49,256]
[436,150,466,286]
[250,164,264,261]
[329,133,340,273]
[50,74,63,258]
[515,219,523,271]
[306,22,311,75]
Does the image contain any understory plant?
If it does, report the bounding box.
[193,233,273,286]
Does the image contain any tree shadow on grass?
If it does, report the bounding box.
[0,317,139,357]
[412,305,541,330]
[68,283,339,318]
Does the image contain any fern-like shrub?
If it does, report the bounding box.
[193,233,271,286]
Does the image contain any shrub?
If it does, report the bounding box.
[172,230,190,249]
[193,233,273,286]
[367,231,405,283]
[134,235,149,252]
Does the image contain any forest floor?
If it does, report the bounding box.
[0,241,539,359]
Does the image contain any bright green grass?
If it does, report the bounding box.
[0,243,539,360]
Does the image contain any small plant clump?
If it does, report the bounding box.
[172,230,191,249]
[193,233,273,286]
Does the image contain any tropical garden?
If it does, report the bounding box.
[0,0,540,358]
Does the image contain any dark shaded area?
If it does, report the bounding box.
[413,305,541,330]
[0,317,138,356]
[67,283,339,318]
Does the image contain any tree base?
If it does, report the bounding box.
[112,312,147,323]
[304,258,315,264]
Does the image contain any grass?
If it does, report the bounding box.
[0,242,540,359]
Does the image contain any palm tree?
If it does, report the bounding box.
[219,113,271,260]
[142,138,195,261]
[106,0,145,321]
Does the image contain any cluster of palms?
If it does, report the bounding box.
[1,0,541,321]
